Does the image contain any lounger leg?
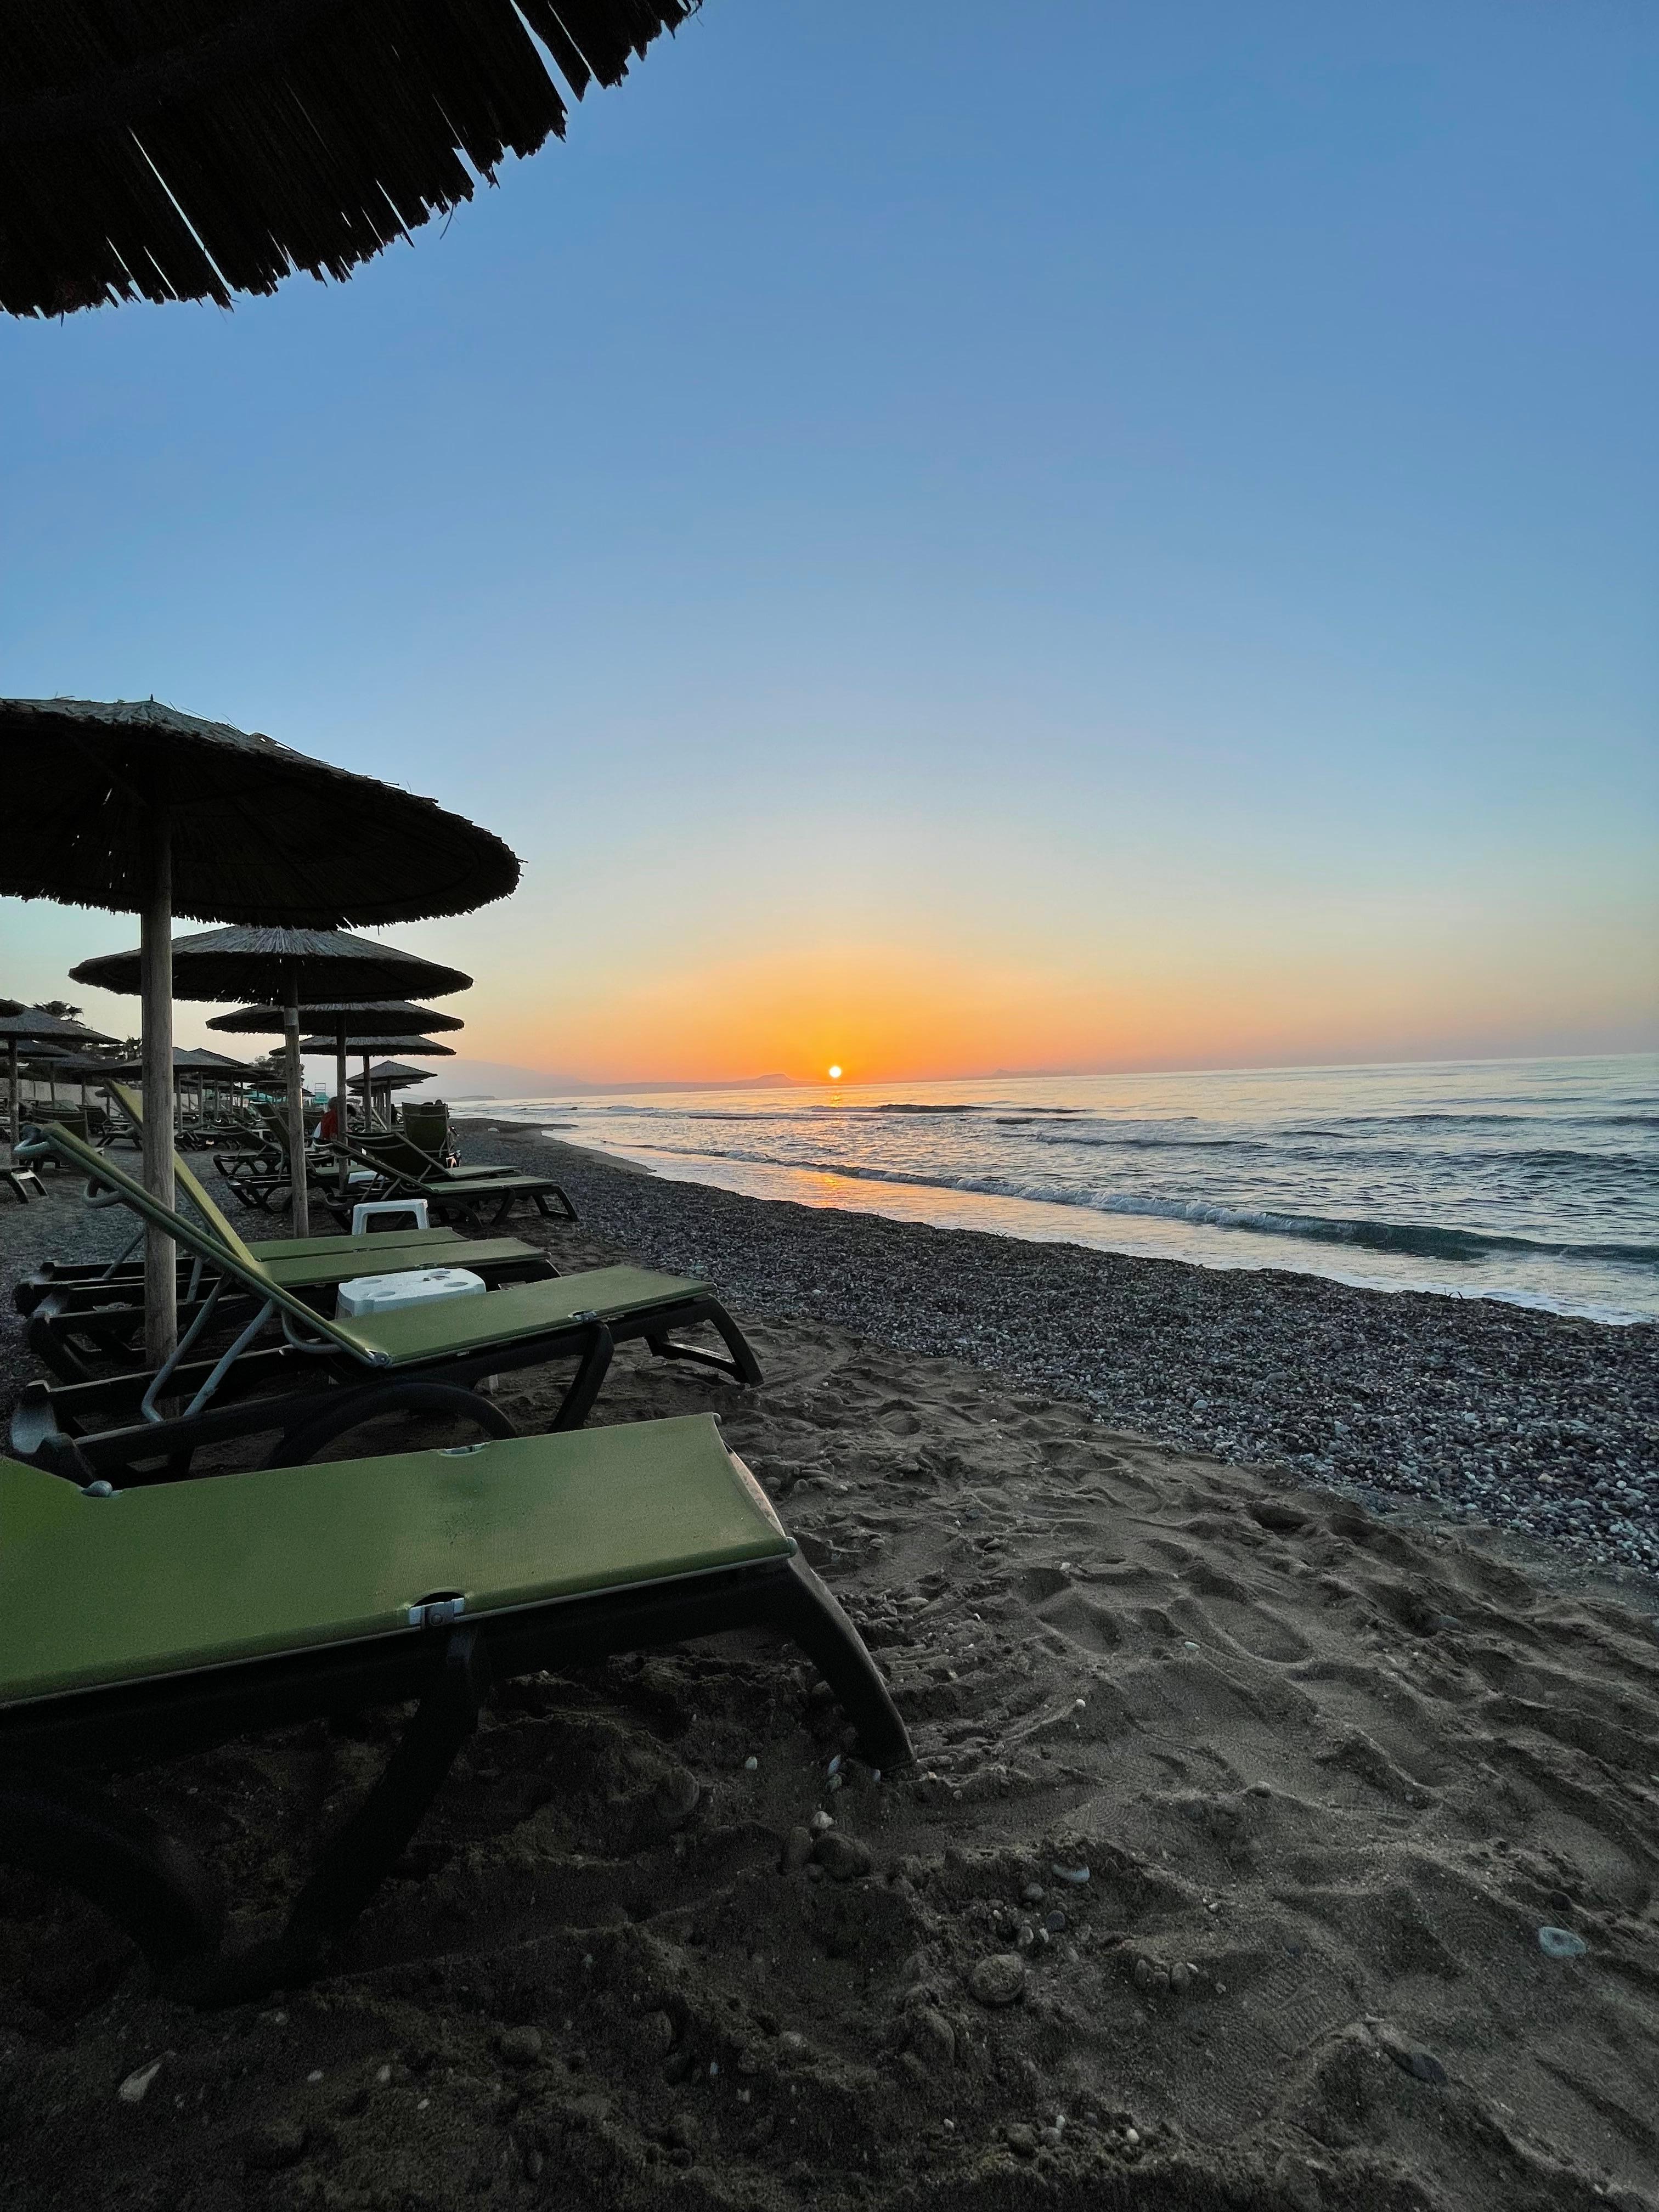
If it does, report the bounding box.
[285,1628,490,1957]
[0,1774,224,1976]
[548,1324,614,1431]
[764,1556,913,1771]
[262,1381,520,1470]
[179,1628,490,2007]
[644,1297,764,1389]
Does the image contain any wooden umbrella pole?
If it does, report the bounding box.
[284,988,309,1235]
[362,1051,373,1127]
[336,1014,350,1197]
[140,804,178,1366]
[5,1038,16,1153]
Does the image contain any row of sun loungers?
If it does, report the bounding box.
[0,1111,910,2004]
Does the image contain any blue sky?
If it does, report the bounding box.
[2,0,1655,1084]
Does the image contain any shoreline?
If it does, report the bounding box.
[465,1118,1659,1589]
[557,1133,1657,1328]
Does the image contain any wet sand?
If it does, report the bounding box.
[0,1138,1654,2211]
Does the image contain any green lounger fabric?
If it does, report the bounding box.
[0,1417,791,1705]
[330,1266,696,1365]
[254,1227,470,1263]
[44,1126,687,1368]
[258,1237,542,1293]
[109,1085,476,1272]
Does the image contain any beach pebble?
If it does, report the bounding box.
[639,2012,676,2062]
[744,1756,758,1772]
[1538,1925,1588,1960]
[1022,1882,1046,1904]
[117,2057,166,2107]
[909,2007,956,2067]
[777,2032,808,2061]
[1044,1910,1067,1933]
[970,1954,1028,2007]
[809,1809,834,1833]
[1051,1863,1090,1885]
[1169,1961,1193,1994]
[653,1767,701,1827]
[814,1831,873,1881]
[781,1826,814,1873]
[1377,2027,1447,2085]
[499,2027,543,2068]
[245,2119,308,2170]
[1040,2124,1065,2149]
[1005,2123,1038,2158]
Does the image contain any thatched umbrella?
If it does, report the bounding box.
[59,1044,260,1131]
[300,1035,455,1131]
[0,700,512,1361]
[347,1058,444,1126]
[75,927,472,1238]
[0,2,693,319]
[0,1007,116,1149]
[211,996,464,1151]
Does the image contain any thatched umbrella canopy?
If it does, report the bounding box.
[208,997,466,1036]
[0,2,693,319]
[207,991,465,1146]
[356,1062,444,1084]
[301,1037,456,1056]
[348,1059,441,1127]
[303,1034,456,1127]
[1,697,514,1357]
[75,926,473,1231]
[77,931,472,1005]
[56,1042,260,1130]
[0,1006,116,1148]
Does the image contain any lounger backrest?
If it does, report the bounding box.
[401,1104,449,1152]
[38,1123,369,1359]
[358,1129,443,1179]
[106,1084,262,1273]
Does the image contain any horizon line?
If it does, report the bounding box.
[404,1042,1659,1099]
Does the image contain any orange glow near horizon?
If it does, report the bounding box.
[452,915,1657,1088]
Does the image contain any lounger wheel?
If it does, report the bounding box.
[263,1383,520,1469]
[0,1775,225,1976]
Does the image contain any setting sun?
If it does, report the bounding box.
[827,1065,843,1081]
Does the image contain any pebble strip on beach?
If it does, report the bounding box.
[468,1125,1659,1583]
[1,1128,1652,1584]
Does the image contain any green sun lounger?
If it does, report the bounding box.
[14,1125,762,1483]
[0,1415,910,2004]
[341,1126,577,1228]
[16,1091,560,1380]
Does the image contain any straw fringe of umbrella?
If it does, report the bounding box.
[0,1,695,318]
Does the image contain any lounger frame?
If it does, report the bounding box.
[0,1549,908,2006]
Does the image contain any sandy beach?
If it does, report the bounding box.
[0,1130,1655,2211]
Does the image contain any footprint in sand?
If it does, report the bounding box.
[1178,1595,1312,1664]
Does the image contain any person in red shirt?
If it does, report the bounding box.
[318,1096,342,1142]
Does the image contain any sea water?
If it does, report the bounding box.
[470,1056,1659,1324]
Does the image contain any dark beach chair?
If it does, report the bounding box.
[12,1125,761,1482]
[214,1104,376,1214]
[399,1099,456,1163]
[15,1092,554,1370]
[347,1128,575,1227]
[0,1415,909,2005]
[3,1159,45,1203]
